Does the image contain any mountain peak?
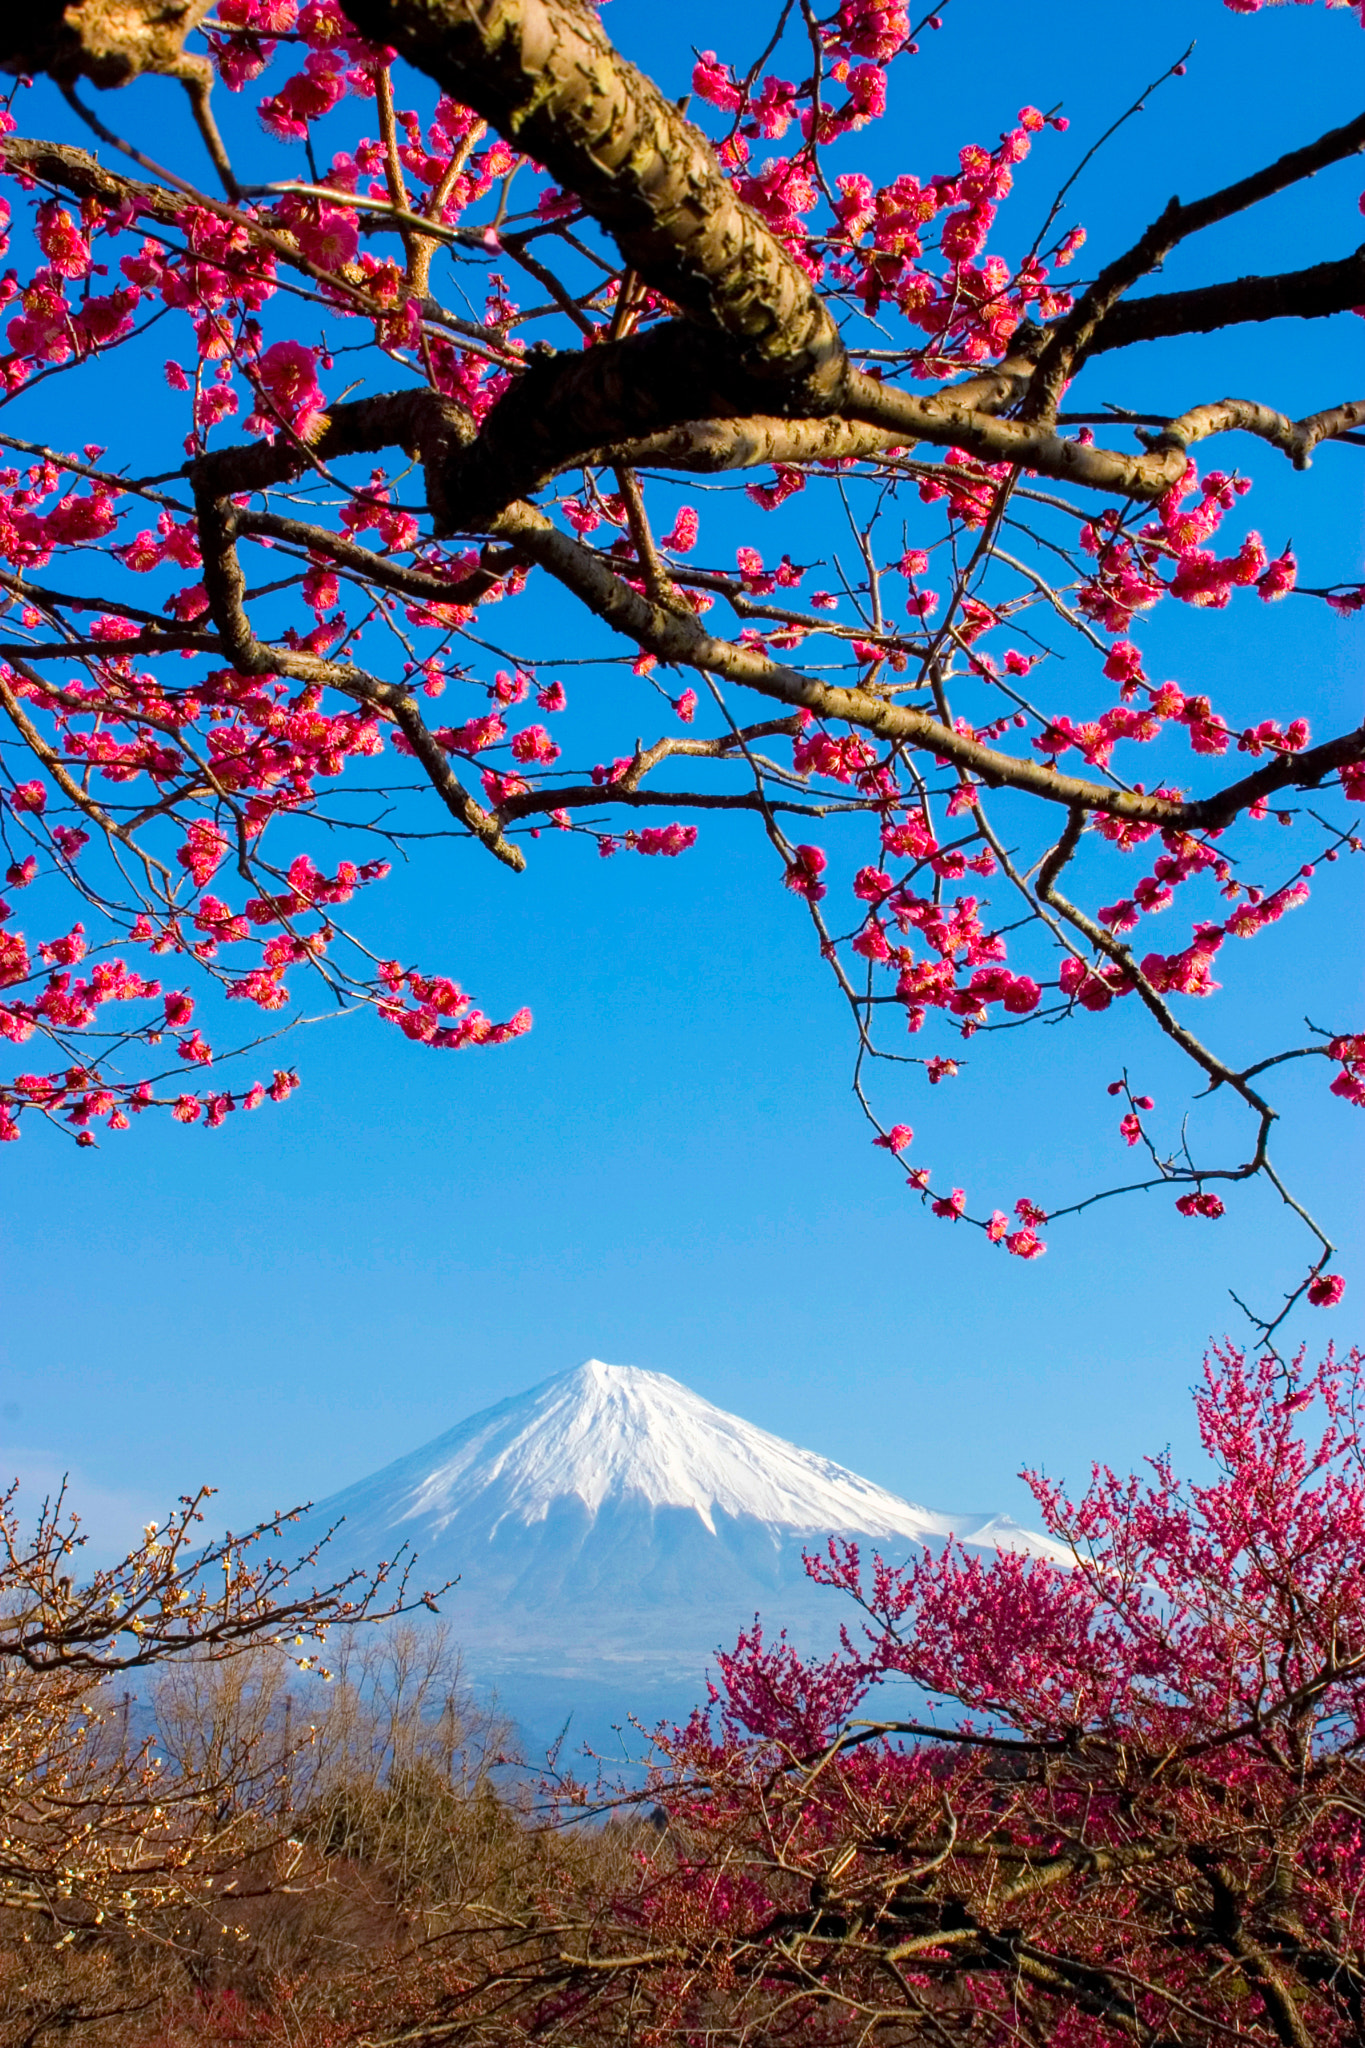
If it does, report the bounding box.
[293,1360,1055,1717]
[314,1357,1032,1550]
[577,1357,636,1384]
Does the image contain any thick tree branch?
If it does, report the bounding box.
[9,131,1361,513]
[488,499,1365,830]
[1091,247,1365,356]
[594,411,914,476]
[1022,108,1365,419]
[435,339,1040,522]
[580,351,1042,478]
[841,373,1364,500]
[430,337,1362,520]
[0,0,214,88]
[440,353,1364,521]
[1149,395,1365,472]
[430,322,800,529]
[338,0,847,410]
[179,393,1365,839]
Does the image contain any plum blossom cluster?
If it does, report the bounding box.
[0,0,1356,1325]
[691,32,1078,374]
[1074,470,1299,641]
[791,1343,1365,1744]
[779,577,1354,1291]
[0,615,533,1137]
[469,1345,1365,2046]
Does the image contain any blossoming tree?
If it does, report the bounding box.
[0,1474,424,1987]
[0,0,1360,1334]
[395,1344,1365,2048]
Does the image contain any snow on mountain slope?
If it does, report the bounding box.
[329,1358,1019,1545]
[292,1361,1054,1693]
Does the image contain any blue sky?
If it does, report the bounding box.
[0,0,1361,1565]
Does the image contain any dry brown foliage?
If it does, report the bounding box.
[0,1590,656,2048]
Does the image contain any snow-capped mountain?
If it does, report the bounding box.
[292,1361,1050,1713]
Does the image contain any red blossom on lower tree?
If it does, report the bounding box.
[437,1344,1365,2045]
